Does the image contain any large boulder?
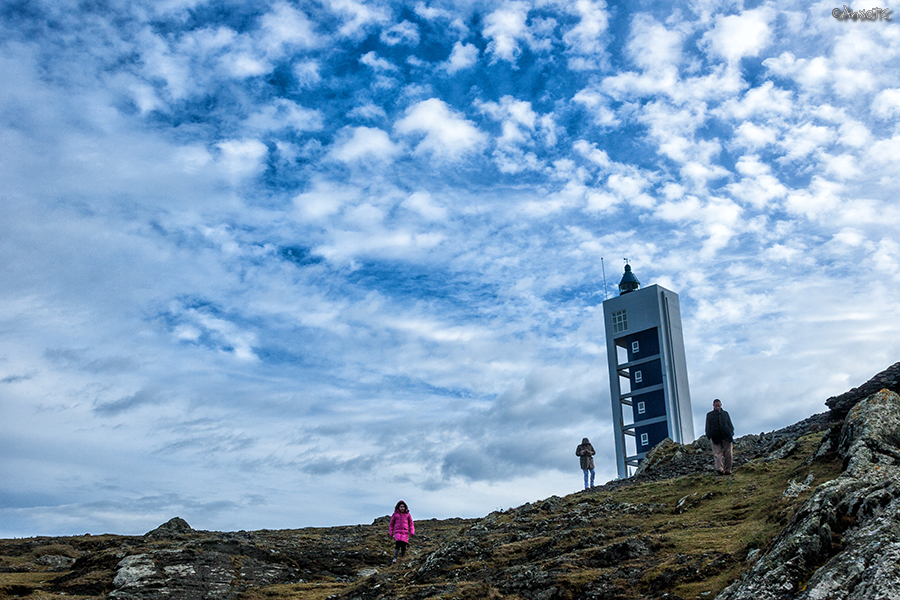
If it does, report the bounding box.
[717,389,900,600]
[144,517,192,539]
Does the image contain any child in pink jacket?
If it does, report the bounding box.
[389,500,415,563]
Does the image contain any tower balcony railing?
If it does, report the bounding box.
[616,383,664,402]
[615,352,661,371]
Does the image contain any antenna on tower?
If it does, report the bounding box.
[601,257,608,300]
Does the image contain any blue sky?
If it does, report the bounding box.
[2,0,899,537]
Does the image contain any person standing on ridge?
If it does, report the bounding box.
[705,398,735,475]
[576,437,596,489]
[389,500,415,564]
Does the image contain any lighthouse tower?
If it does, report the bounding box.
[602,264,694,478]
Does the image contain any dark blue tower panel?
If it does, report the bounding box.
[634,421,669,454]
[624,328,660,362]
[631,389,666,422]
[630,359,663,390]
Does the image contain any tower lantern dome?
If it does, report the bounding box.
[618,264,640,295]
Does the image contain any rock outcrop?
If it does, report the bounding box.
[717,389,900,600]
[824,361,900,415]
[143,517,193,540]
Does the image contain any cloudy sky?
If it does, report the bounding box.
[2,0,899,538]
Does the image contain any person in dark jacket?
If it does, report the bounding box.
[576,437,596,489]
[705,398,735,475]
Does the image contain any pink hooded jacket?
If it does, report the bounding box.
[389,509,415,543]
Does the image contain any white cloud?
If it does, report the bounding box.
[573,140,611,168]
[572,87,619,126]
[260,2,321,53]
[381,21,420,46]
[778,122,836,162]
[784,176,843,219]
[562,0,609,69]
[395,98,487,160]
[316,226,445,262]
[871,238,900,281]
[702,7,773,63]
[215,139,268,182]
[360,51,399,72]
[628,15,682,72]
[244,99,323,133]
[292,178,360,219]
[481,1,555,64]
[441,41,479,74]
[865,134,900,167]
[414,2,453,21]
[837,120,871,149]
[477,95,556,172]
[872,88,900,119]
[294,61,322,87]
[347,103,388,120]
[328,126,400,163]
[136,28,199,99]
[329,0,390,38]
[584,188,619,212]
[476,96,537,146]
[655,194,702,222]
[763,52,831,94]
[821,153,859,181]
[220,53,270,77]
[716,81,793,120]
[522,179,588,215]
[607,173,654,208]
[732,121,778,149]
[483,2,530,63]
[402,191,448,221]
[726,155,788,209]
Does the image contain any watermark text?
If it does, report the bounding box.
[832,5,892,19]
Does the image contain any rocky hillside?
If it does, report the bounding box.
[2,363,898,600]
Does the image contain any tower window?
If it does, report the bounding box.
[634,370,643,383]
[632,341,640,354]
[637,401,645,415]
[612,310,628,333]
[640,433,649,446]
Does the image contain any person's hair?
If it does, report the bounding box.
[395,500,408,512]
[582,437,590,444]
[713,398,721,404]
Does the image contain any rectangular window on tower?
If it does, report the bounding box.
[637,401,646,415]
[640,433,649,447]
[612,310,628,333]
[634,370,643,383]
[632,341,640,354]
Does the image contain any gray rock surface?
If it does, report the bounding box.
[717,389,900,600]
[109,549,237,600]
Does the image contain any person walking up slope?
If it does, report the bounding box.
[389,500,415,564]
[705,398,735,475]
[576,437,596,489]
